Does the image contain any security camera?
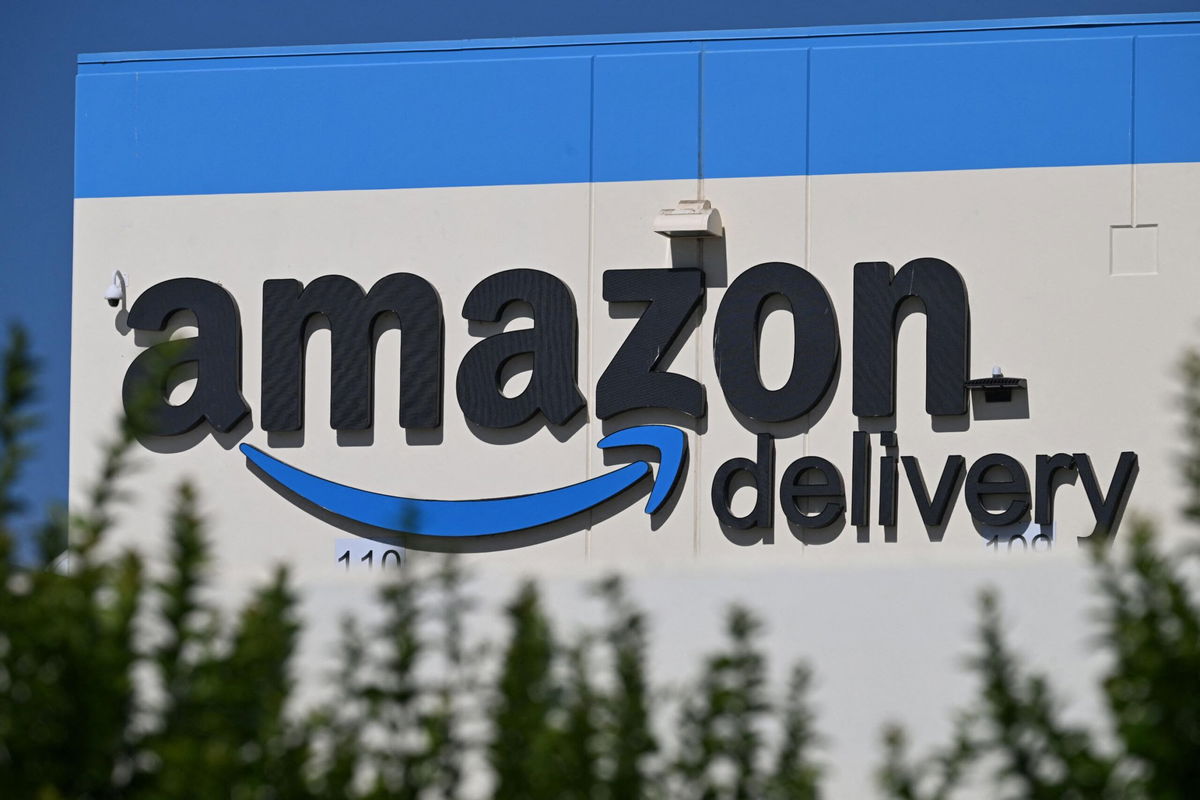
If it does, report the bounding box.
[105,271,125,308]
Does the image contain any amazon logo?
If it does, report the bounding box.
[118,259,1137,542]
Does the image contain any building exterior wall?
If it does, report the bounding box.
[72,15,1200,796]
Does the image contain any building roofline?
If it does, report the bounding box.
[78,11,1200,65]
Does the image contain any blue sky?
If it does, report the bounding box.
[1,0,1195,540]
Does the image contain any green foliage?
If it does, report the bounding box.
[1094,520,1200,798]
[969,590,1112,799]
[674,605,769,800]
[595,575,656,799]
[1181,346,1200,523]
[489,580,561,799]
[879,522,1200,799]
[4,314,1200,800]
[0,324,144,800]
[766,664,822,800]
[0,323,36,531]
[878,348,1200,799]
[559,636,601,800]
[425,556,472,799]
[671,605,822,800]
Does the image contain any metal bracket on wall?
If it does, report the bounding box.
[965,368,1027,403]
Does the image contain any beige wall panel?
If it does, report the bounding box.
[1135,161,1200,276]
[71,162,1200,799]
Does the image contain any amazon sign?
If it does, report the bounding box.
[119,257,1137,545]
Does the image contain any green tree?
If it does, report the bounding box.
[0,324,145,799]
[310,616,369,799]
[488,580,561,800]
[0,326,312,799]
[0,324,35,536]
[878,348,1200,799]
[363,574,425,799]
[424,555,473,799]
[559,636,601,800]
[596,575,657,800]
[1093,519,1200,797]
[674,605,770,800]
[766,664,823,800]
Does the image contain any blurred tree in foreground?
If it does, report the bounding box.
[1,317,1198,799]
[0,324,824,800]
[878,350,1200,799]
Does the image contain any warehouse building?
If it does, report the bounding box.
[72,13,1200,794]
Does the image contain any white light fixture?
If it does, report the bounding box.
[104,270,126,308]
[653,199,723,238]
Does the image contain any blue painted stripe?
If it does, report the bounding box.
[702,47,808,179]
[75,19,1200,198]
[808,36,1133,175]
[593,50,700,183]
[76,55,595,197]
[1134,34,1200,165]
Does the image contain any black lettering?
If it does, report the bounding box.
[1034,453,1076,524]
[714,262,839,423]
[879,454,899,529]
[1074,452,1139,544]
[261,274,443,431]
[851,431,871,527]
[901,455,965,539]
[122,278,249,436]
[965,454,1031,526]
[711,433,774,529]
[597,268,705,419]
[780,456,845,529]
[853,257,969,417]
[456,269,585,428]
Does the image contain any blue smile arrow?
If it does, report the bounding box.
[238,424,686,536]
